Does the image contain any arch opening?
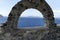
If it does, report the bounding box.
[54,14,60,26]
[17,8,44,28]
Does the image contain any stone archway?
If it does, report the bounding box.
[5,0,56,30]
[1,0,58,40]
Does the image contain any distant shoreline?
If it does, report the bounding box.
[0,23,60,29]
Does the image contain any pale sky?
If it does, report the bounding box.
[0,0,60,18]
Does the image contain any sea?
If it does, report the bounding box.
[0,17,60,28]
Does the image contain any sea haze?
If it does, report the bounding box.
[0,17,60,28]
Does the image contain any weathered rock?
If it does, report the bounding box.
[0,0,60,40]
[0,15,3,17]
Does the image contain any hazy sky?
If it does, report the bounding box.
[0,0,60,18]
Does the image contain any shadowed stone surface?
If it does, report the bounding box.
[0,0,60,40]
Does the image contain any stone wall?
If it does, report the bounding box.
[0,0,60,40]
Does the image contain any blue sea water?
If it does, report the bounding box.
[0,17,60,27]
[0,17,7,23]
[17,17,44,27]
